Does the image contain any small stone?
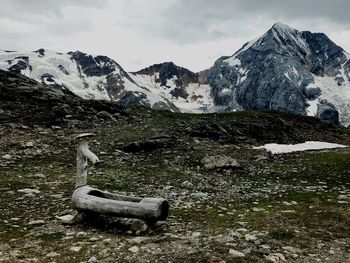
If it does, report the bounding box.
[28,220,45,226]
[18,188,41,194]
[245,234,257,242]
[9,250,21,258]
[265,253,286,262]
[130,237,147,244]
[29,173,46,179]
[26,141,34,147]
[56,214,75,224]
[46,252,60,257]
[70,246,82,252]
[128,246,139,253]
[337,201,348,204]
[282,246,300,254]
[191,232,201,237]
[2,154,11,160]
[76,231,87,237]
[281,210,296,213]
[229,249,245,257]
[337,195,348,200]
[181,180,193,188]
[236,227,248,233]
[88,256,98,262]
[131,220,148,232]
[252,207,265,212]
[190,192,209,199]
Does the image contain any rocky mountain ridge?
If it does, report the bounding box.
[202,22,350,125]
[1,22,350,124]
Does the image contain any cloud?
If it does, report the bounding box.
[115,0,350,44]
[0,0,350,71]
[0,0,108,17]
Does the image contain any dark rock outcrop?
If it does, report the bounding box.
[0,69,127,127]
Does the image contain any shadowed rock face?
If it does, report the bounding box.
[133,62,199,100]
[135,62,198,88]
[0,69,127,126]
[202,22,349,124]
[0,50,180,113]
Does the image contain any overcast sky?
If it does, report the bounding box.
[1,0,350,72]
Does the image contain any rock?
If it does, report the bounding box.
[190,192,209,200]
[25,141,34,147]
[96,111,112,120]
[282,246,300,254]
[191,232,201,237]
[130,237,148,244]
[305,87,321,100]
[121,136,176,153]
[29,173,46,178]
[265,253,286,262]
[281,210,296,213]
[17,188,41,194]
[181,180,193,188]
[244,234,257,242]
[1,154,11,160]
[76,231,88,237]
[56,214,75,224]
[252,207,265,212]
[9,250,21,258]
[28,220,45,226]
[317,100,339,124]
[46,252,60,257]
[128,246,139,253]
[201,155,239,170]
[337,195,348,200]
[70,246,82,252]
[206,255,225,263]
[131,220,148,232]
[229,249,245,257]
[88,256,98,262]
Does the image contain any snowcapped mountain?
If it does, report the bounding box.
[202,22,350,125]
[130,62,214,113]
[0,49,179,111]
[1,22,350,125]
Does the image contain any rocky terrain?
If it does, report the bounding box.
[1,70,350,262]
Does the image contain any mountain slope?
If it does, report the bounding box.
[0,49,179,112]
[131,62,214,112]
[202,22,350,125]
[1,23,350,125]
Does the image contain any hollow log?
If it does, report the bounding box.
[71,186,169,222]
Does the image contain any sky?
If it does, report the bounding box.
[1,0,350,72]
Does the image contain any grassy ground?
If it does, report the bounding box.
[0,109,350,262]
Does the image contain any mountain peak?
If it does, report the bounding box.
[271,22,295,32]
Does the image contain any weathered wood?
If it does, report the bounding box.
[75,135,99,188]
[72,186,169,222]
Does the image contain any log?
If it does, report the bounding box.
[71,186,169,222]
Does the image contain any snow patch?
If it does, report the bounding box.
[224,57,241,67]
[253,141,347,154]
[306,74,350,126]
[306,99,319,116]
